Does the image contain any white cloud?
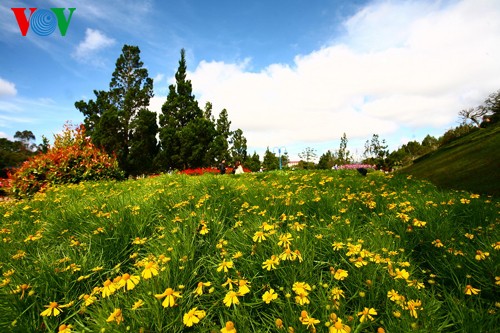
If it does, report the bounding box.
[182,0,500,156]
[72,28,116,62]
[0,78,17,97]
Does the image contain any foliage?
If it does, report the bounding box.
[158,49,206,170]
[229,128,248,164]
[8,124,124,197]
[298,147,317,164]
[262,147,279,170]
[0,170,498,332]
[244,151,261,172]
[337,132,351,164]
[0,139,32,178]
[128,109,159,175]
[75,45,154,175]
[438,123,478,147]
[459,90,500,127]
[317,150,335,169]
[400,122,500,196]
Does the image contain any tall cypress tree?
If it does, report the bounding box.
[157,49,215,170]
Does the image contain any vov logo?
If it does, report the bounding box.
[11,8,76,36]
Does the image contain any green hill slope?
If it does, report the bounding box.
[399,124,500,196]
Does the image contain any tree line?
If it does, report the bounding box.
[2,42,498,176]
[74,45,250,176]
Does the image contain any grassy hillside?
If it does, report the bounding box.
[399,124,500,196]
[0,171,498,332]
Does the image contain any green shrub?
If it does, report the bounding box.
[8,123,124,197]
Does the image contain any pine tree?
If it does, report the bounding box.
[157,49,211,170]
[75,45,154,175]
[129,109,159,175]
[208,108,231,163]
[262,147,279,171]
[229,129,248,164]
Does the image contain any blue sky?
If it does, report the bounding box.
[1,0,500,161]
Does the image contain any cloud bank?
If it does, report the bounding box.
[174,0,500,153]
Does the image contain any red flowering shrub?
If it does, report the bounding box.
[9,124,124,197]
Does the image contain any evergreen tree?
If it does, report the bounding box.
[129,109,159,175]
[208,108,231,164]
[229,129,247,164]
[157,49,211,170]
[317,150,335,169]
[245,151,261,172]
[262,147,279,171]
[338,133,351,164]
[75,45,154,175]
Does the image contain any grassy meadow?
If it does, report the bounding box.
[0,170,498,332]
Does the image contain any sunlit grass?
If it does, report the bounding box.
[0,170,498,332]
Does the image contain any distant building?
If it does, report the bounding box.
[287,161,300,168]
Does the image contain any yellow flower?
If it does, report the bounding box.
[102,279,116,298]
[332,242,344,251]
[106,308,123,325]
[232,251,243,259]
[475,250,490,261]
[58,324,73,333]
[290,222,306,231]
[217,260,234,273]
[141,261,159,279]
[333,268,348,280]
[40,302,62,317]
[262,255,280,270]
[295,292,310,305]
[330,287,345,300]
[131,299,144,310]
[299,310,320,329]
[292,281,312,295]
[299,311,320,329]
[387,289,402,302]
[193,281,211,296]
[280,248,297,261]
[432,239,444,248]
[464,285,480,295]
[183,307,206,327]
[221,321,237,333]
[406,299,422,318]
[262,288,278,303]
[223,291,240,307]
[394,268,410,280]
[79,294,96,307]
[357,307,377,322]
[222,278,237,290]
[119,273,140,291]
[237,279,251,295]
[407,279,425,289]
[253,231,267,242]
[329,318,351,333]
[278,233,293,247]
[275,318,284,329]
[155,288,182,307]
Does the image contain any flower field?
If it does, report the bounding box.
[0,170,498,332]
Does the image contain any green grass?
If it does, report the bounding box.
[399,124,500,196]
[0,171,498,332]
